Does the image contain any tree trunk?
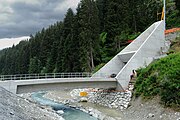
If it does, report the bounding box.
[90,47,94,72]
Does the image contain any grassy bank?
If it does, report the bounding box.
[134,36,180,109]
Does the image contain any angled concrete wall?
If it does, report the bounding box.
[116,21,165,90]
[93,21,165,90]
[92,50,136,78]
[92,55,125,78]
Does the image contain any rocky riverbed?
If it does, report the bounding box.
[44,88,117,120]
[44,88,180,120]
[2,86,179,120]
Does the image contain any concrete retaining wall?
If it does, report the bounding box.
[116,21,165,90]
[92,21,160,79]
[93,21,165,90]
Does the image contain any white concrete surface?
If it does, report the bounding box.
[93,21,165,90]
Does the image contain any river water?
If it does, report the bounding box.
[31,92,98,120]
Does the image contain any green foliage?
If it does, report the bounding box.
[135,53,180,107]
[167,10,180,28]
[92,63,105,73]
[128,32,141,40]
[175,0,180,12]
[166,0,180,28]
[0,0,179,75]
[99,32,107,44]
[78,0,100,72]
[28,57,42,74]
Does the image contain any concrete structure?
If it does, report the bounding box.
[0,78,116,94]
[92,21,166,90]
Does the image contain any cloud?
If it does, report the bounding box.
[0,36,30,50]
[0,0,80,38]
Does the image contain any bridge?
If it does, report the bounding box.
[0,73,116,94]
[0,21,166,94]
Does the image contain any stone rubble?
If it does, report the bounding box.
[70,88,132,110]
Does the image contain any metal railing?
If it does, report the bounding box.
[0,72,92,81]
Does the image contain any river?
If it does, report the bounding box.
[31,92,98,120]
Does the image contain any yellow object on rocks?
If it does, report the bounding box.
[80,92,88,97]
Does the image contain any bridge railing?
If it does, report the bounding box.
[0,72,92,81]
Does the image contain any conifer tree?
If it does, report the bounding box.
[78,0,100,72]
[61,8,75,72]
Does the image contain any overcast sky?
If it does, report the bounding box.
[0,0,80,39]
[0,36,30,50]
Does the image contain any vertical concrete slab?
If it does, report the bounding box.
[0,80,17,94]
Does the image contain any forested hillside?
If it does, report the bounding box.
[0,0,179,75]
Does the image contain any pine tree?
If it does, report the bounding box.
[78,0,100,72]
[16,41,30,74]
[45,38,58,73]
[55,21,65,73]
[61,8,75,72]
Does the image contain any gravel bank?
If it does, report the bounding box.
[0,87,63,120]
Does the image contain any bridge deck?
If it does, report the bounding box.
[0,77,117,94]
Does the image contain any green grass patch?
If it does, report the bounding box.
[134,52,180,108]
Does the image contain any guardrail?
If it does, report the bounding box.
[0,72,92,81]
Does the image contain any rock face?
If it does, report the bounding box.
[70,88,132,110]
[0,87,63,120]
